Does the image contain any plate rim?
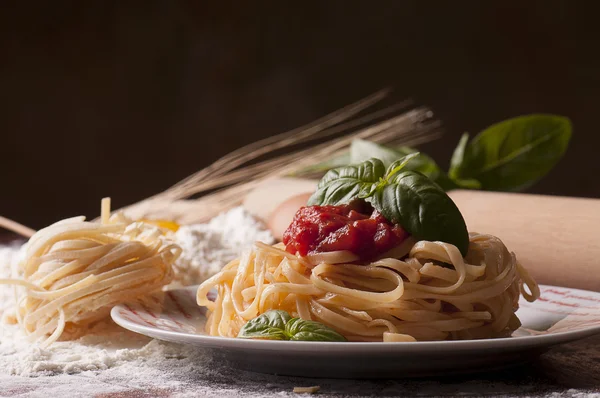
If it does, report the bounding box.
[110,283,600,353]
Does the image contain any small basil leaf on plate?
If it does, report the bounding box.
[452,114,572,191]
[285,318,347,342]
[237,310,291,340]
[370,170,470,256]
[307,158,386,205]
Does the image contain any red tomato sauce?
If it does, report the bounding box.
[282,203,408,261]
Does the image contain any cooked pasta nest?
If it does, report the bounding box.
[197,233,539,342]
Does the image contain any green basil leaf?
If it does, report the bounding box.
[352,140,442,181]
[238,310,348,342]
[452,178,482,189]
[307,158,385,205]
[453,114,572,191]
[237,310,291,340]
[448,132,469,179]
[285,318,347,342]
[393,146,440,178]
[294,140,448,187]
[290,140,418,178]
[385,152,421,181]
[370,171,470,256]
[350,139,404,167]
[431,173,460,191]
[288,152,350,176]
[393,146,453,188]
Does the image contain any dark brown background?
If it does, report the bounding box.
[1,1,598,229]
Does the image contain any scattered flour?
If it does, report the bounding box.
[0,208,306,397]
[0,244,21,317]
[172,206,274,286]
[1,209,598,397]
[0,207,273,381]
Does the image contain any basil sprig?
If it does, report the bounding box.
[449,114,572,191]
[308,155,470,256]
[238,310,347,342]
[297,114,571,193]
[351,139,444,183]
[307,158,385,205]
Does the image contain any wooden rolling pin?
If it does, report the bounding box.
[449,190,600,292]
[244,178,600,292]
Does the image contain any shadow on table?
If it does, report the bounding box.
[180,335,600,397]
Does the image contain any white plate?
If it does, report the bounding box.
[111,284,600,378]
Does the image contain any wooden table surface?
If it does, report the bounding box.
[2,223,600,397]
[2,334,599,397]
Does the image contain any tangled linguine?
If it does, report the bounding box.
[0,199,181,347]
[197,233,540,342]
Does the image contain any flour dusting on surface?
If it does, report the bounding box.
[172,207,274,286]
[0,244,21,317]
[0,207,273,380]
[1,209,599,397]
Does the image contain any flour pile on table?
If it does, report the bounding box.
[173,207,274,286]
[0,206,273,378]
